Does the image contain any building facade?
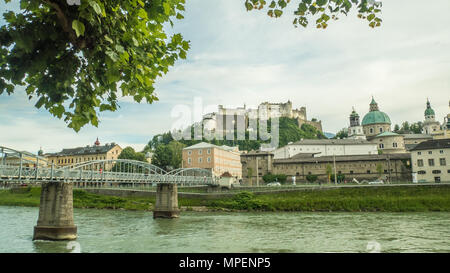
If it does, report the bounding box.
[348,108,366,140]
[273,153,412,183]
[182,142,242,179]
[240,151,274,186]
[273,139,378,159]
[411,139,450,183]
[45,139,122,170]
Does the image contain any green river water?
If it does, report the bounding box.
[0,206,448,253]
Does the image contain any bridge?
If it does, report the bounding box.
[0,146,219,241]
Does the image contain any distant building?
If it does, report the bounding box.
[240,151,274,186]
[44,138,122,170]
[348,107,366,140]
[273,153,411,183]
[272,139,378,160]
[422,99,441,135]
[182,142,242,179]
[410,139,450,183]
[402,134,433,151]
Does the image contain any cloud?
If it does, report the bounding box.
[0,0,449,153]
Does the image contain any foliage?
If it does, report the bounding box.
[263,173,287,183]
[376,163,383,176]
[111,146,147,172]
[334,128,348,139]
[244,0,383,29]
[330,173,345,182]
[394,121,424,134]
[0,0,189,131]
[325,164,332,182]
[306,174,318,183]
[151,140,185,170]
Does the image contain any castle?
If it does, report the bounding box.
[202,101,323,134]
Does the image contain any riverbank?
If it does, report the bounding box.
[0,184,449,212]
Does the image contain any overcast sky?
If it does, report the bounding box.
[0,0,449,153]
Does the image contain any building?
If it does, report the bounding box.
[348,107,366,140]
[201,100,323,135]
[372,132,407,154]
[410,139,450,183]
[45,138,122,170]
[182,142,242,179]
[362,97,392,138]
[359,97,407,154]
[427,100,450,140]
[273,153,412,183]
[273,139,378,160]
[402,134,433,151]
[422,99,441,135]
[240,151,274,186]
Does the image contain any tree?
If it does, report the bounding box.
[1,0,382,131]
[376,162,383,177]
[394,124,400,132]
[111,146,147,172]
[245,0,382,29]
[334,128,348,139]
[0,0,189,131]
[151,144,173,171]
[151,140,185,170]
[326,164,333,183]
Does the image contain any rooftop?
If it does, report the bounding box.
[183,142,239,152]
[46,143,119,157]
[375,132,401,137]
[274,153,411,164]
[401,134,433,140]
[289,139,373,146]
[410,139,450,151]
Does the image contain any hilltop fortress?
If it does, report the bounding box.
[202,100,323,134]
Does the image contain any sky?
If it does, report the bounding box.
[0,0,449,153]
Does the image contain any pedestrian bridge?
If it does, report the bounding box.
[0,146,216,185]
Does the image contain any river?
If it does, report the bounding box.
[0,206,448,253]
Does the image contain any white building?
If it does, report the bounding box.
[273,139,379,159]
[411,139,450,183]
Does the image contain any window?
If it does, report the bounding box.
[435,177,441,183]
[418,171,426,174]
[207,157,211,163]
[393,143,398,148]
[187,158,191,164]
[367,170,371,174]
[418,152,422,155]
[198,150,202,155]
[440,150,444,154]
[428,151,432,155]
[379,144,384,149]
[417,160,424,167]
[188,151,192,155]
[350,171,354,174]
[380,128,383,133]
[440,158,446,166]
[432,170,441,174]
[370,128,374,134]
[428,159,435,167]
[207,149,211,154]
[198,157,203,163]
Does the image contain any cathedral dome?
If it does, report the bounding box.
[362,111,391,125]
[424,99,435,116]
[361,98,391,126]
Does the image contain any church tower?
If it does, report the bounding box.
[348,107,366,140]
[422,99,440,135]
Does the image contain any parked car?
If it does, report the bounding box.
[267,182,281,187]
[368,180,384,185]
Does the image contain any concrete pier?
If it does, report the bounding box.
[153,183,180,219]
[33,182,77,241]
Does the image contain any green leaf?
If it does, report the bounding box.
[72,20,85,37]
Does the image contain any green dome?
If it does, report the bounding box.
[362,111,391,125]
[425,108,435,116]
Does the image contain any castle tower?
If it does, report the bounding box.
[94,137,100,146]
[348,107,366,140]
[422,99,440,135]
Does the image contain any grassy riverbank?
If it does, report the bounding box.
[1,185,450,212]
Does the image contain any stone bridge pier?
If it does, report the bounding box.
[33,181,77,241]
[153,183,180,219]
